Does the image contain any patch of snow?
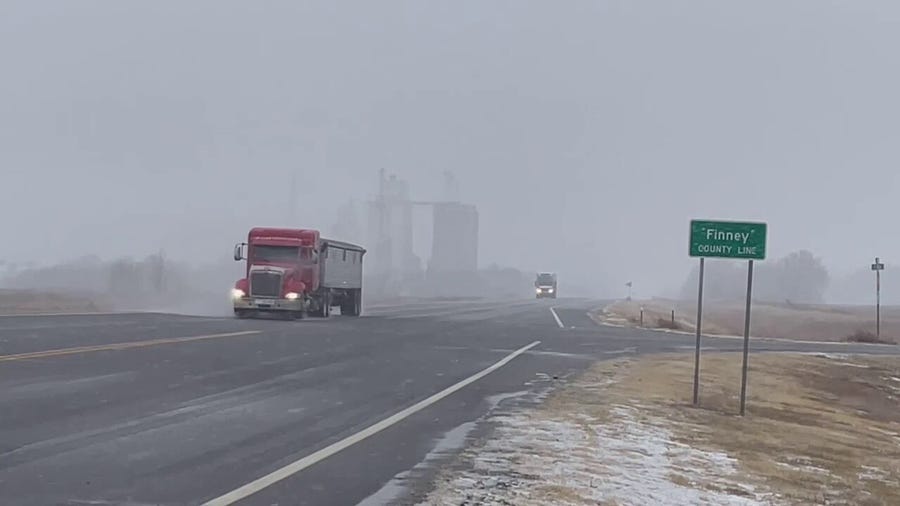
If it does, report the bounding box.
[603,347,636,355]
[361,390,532,506]
[806,353,873,367]
[487,348,591,359]
[871,426,900,438]
[776,462,831,476]
[814,353,849,360]
[882,379,900,395]
[858,465,899,486]
[588,406,767,506]
[421,404,772,506]
[833,361,871,368]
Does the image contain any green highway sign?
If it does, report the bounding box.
[690,220,767,260]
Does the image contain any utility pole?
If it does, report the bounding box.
[872,257,885,339]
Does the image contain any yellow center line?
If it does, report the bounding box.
[0,330,262,362]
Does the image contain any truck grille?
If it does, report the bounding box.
[250,271,282,297]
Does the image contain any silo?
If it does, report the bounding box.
[429,203,479,276]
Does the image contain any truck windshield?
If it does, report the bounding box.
[252,245,299,262]
[537,274,555,285]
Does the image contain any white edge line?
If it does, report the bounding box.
[201,339,542,506]
[549,307,565,328]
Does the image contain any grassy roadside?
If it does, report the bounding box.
[598,298,899,344]
[604,353,900,505]
[0,289,108,315]
[421,353,900,505]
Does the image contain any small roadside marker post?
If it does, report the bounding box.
[872,258,885,339]
[689,220,767,415]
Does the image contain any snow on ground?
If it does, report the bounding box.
[422,352,900,505]
[422,403,773,506]
[857,465,900,486]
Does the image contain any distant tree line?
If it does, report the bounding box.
[0,253,243,313]
[2,253,179,296]
[680,250,829,304]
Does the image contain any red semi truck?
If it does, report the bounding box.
[231,227,365,319]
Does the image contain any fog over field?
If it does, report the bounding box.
[2,1,899,303]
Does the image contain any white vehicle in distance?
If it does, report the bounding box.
[535,272,557,299]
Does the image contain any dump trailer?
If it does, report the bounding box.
[231,227,365,319]
[535,272,557,299]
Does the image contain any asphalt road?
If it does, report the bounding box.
[1,298,898,506]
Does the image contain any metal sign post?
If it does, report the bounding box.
[692,257,705,406]
[689,219,767,414]
[739,260,754,416]
[872,258,885,339]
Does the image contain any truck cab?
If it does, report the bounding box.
[535,272,557,299]
[231,227,365,319]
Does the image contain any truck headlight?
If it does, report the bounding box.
[231,288,245,300]
[548,288,554,293]
[536,288,542,293]
[285,292,299,300]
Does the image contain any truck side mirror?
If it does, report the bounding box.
[233,243,246,261]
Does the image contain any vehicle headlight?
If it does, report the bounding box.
[536,288,542,293]
[285,292,299,300]
[548,288,554,293]
[231,288,245,300]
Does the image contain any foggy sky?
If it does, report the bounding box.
[2,1,899,296]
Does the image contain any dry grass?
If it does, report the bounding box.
[422,353,900,506]
[600,298,899,344]
[597,353,900,505]
[846,330,894,345]
[655,317,682,330]
[0,289,108,314]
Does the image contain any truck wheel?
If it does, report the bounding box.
[313,294,329,318]
[341,293,353,315]
[348,289,362,316]
[321,293,331,318]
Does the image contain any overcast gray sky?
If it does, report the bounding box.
[2,1,899,295]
